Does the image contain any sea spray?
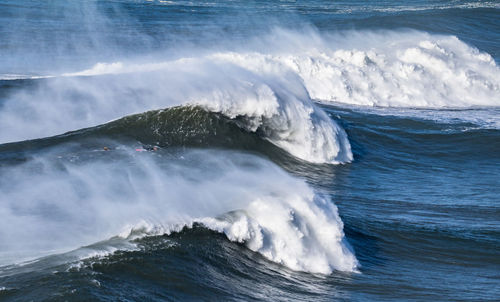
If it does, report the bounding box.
[0,148,357,273]
[1,30,498,149]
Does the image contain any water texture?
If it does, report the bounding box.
[0,1,499,301]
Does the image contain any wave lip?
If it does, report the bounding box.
[199,191,357,274]
[192,80,352,164]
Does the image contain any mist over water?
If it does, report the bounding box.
[0,0,499,301]
[0,148,356,273]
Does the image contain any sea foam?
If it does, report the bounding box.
[1,30,498,159]
[213,31,499,108]
[62,30,500,109]
[0,45,354,164]
[0,149,357,274]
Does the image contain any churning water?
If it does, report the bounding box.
[0,1,499,301]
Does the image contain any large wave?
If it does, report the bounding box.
[56,31,500,109]
[0,31,498,148]
[1,29,498,275]
[0,149,357,274]
[213,31,499,108]
[0,41,353,163]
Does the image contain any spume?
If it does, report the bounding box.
[1,30,498,160]
[60,30,500,109]
[0,51,352,164]
[0,149,358,274]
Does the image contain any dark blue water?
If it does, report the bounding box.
[0,1,499,301]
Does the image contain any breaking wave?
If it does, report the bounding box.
[58,30,500,109]
[1,29,498,276]
[0,149,357,274]
[1,31,498,161]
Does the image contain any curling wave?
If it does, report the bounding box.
[0,149,357,274]
[1,30,498,161]
[0,105,351,165]
[0,47,353,164]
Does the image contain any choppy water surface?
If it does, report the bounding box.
[0,1,499,301]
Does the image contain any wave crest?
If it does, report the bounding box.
[213,31,499,108]
[2,30,498,162]
[0,149,357,274]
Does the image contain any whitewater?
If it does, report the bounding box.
[1,31,498,146]
[1,28,499,274]
[1,1,499,301]
[0,148,357,274]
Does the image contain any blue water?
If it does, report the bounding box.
[0,1,499,301]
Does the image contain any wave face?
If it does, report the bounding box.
[0,42,354,163]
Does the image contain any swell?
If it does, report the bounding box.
[326,105,500,163]
[328,104,500,260]
[0,106,303,167]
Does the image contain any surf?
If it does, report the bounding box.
[0,148,357,274]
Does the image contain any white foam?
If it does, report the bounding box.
[0,149,357,274]
[1,30,498,159]
[198,191,357,274]
[0,74,54,81]
[211,31,499,108]
[0,52,352,164]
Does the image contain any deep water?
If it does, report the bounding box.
[1,1,499,301]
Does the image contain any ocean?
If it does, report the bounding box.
[0,0,499,301]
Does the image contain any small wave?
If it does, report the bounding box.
[0,74,54,81]
[363,1,500,13]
